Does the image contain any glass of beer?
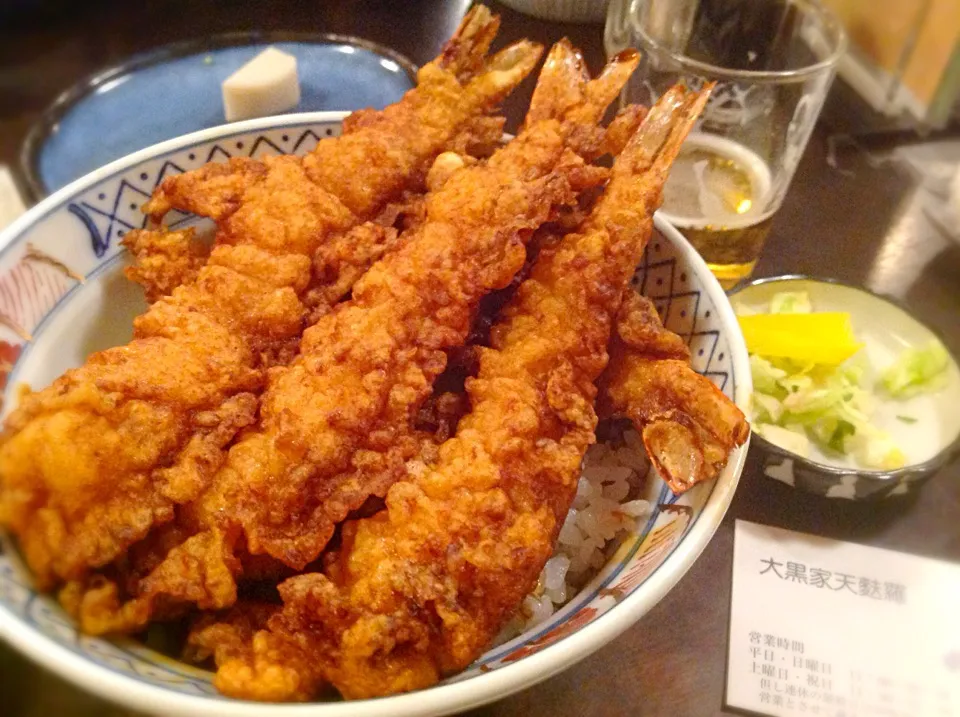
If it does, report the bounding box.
[606,0,846,288]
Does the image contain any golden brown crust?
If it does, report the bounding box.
[2,19,745,706]
[598,292,750,494]
[198,119,589,574]
[122,228,210,302]
[0,12,541,617]
[143,157,269,222]
[186,601,277,667]
[206,63,704,705]
[180,44,638,617]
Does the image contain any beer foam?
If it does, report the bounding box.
[659,133,774,231]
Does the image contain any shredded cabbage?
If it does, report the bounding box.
[750,355,787,396]
[756,423,810,458]
[770,291,812,314]
[879,340,950,399]
[844,425,907,471]
[745,291,908,470]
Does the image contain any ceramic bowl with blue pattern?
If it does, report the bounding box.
[731,275,960,500]
[0,114,751,716]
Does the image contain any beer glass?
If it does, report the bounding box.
[606,0,846,288]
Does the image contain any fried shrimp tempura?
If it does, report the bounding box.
[142,8,513,228]
[0,6,540,598]
[598,291,750,494]
[200,82,711,703]
[126,9,513,299]
[122,227,209,302]
[95,42,638,641]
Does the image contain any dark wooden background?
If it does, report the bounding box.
[0,1,958,715]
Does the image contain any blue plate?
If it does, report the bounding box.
[21,33,417,198]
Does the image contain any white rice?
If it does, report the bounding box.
[497,429,653,641]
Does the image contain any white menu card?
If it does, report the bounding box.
[728,520,960,717]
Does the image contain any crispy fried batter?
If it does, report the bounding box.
[308,222,402,309]
[609,289,691,360]
[2,20,747,707]
[142,157,268,222]
[201,39,635,568]
[124,10,521,298]
[186,601,277,666]
[92,39,635,645]
[122,227,210,302]
[302,190,429,315]
[0,8,541,612]
[414,390,471,443]
[201,56,706,705]
[598,291,749,494]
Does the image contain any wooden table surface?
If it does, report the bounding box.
[1,1,958,716]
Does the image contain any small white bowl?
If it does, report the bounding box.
[0,113,750,715]
[731,275,960,499]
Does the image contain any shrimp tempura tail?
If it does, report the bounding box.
[599,291,750,494]
[202,84,711,703]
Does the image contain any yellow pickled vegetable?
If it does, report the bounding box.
[737,312,863,365]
